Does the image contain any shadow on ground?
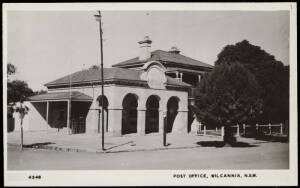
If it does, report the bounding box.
[23,142,55,148]
[196,141,257,148]
[254,135,289,143]
[243,132,289,143]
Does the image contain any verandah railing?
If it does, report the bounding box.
[71,117,86,134]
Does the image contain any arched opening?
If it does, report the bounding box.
[167,96,179,133]
[122,93,138,135]
[97,95,109,132]
[146,95,160,134]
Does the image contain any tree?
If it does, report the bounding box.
[7,63,34,104]
[14,102,30,150]
[7,63,33,150]
[7,80,34,104]
[215,40,289,124]
[33,89,48,95]
[7,63,17,76]
[196,62,263,144]
[89,65,100,69]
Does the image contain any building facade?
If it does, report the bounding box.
[21,36,213,136]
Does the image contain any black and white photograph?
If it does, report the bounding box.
[3,2,297,186]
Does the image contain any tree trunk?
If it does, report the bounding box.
[20,119,23,151]
[223,125,236,145]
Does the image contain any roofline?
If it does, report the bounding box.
[45,77,190,87]
[112,61,145,68]
[45,78,147,87]
[164,61,213,70]
[28,99,93,102]
[112,50,214,69]
[165,69,207,75]
[113,60,213,70]
[45,78,190,91]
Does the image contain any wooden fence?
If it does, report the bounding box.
[196,123,286,137]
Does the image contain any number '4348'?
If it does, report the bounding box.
[28,175,41,179]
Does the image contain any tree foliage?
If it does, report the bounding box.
[7,63,34,104]
[215,40,289,123]
[8,80,34,104]
[7,63,48,105]
[89,65,100,69]
[33,89,48,95]
[196,62,262,126]
[196,62,263,143]
[7,63,17,76]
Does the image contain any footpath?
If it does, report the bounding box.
[6,130,260,153]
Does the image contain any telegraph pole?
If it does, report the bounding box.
[94,10,105,151]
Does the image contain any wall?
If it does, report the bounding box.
[14,102,51,131]
[50,84,188,136]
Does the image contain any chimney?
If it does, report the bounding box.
[138,36,152,61]
[169,46,180,54]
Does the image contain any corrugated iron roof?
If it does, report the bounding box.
[112,50,213,68]
[45,67,142,86]
[28,91,93,101]
[44,67,190,88]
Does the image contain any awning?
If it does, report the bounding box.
[27,91,93,102]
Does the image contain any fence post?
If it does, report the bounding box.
[197,122,202,135]
[256,124,258,134]
[243,124,246,135]
[236,124,240,137]
[221,126,224,137]
[215,127,218,131]
[203,125,206,136]
[280,123,283,134]
[269,123,271,135]
[199,122,202,132]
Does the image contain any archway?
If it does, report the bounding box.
[167,96,179,133]
[122,93,138,135]
[145,95,160,134]
[97,95,109,133]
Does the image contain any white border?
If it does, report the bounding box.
[2,3,295,11]
[3,2,298,186]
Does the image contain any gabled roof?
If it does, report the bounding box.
[44,67,190,88]
[112,50,213,69]
[28,91,93,102]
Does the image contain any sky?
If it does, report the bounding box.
[7,10,289,91]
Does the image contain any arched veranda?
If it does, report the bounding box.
[145,95,160,134]
[97,95,109,133]
[122,93,138,135]
[167,96,180,133]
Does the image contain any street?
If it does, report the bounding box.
[7,141,289,170]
